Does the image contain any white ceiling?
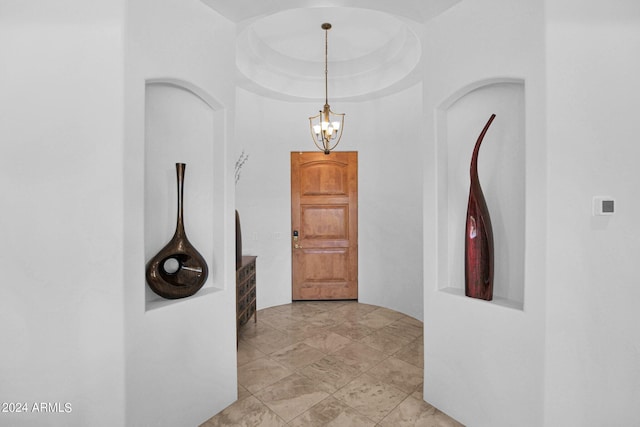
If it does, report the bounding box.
[201,0,462,101]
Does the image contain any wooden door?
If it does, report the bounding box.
[291,151,358,300]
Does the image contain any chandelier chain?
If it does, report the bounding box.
[324,27,329,105]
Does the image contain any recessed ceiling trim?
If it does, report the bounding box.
[234,7,422,100]
[201,1,462,100]
[202,0,462,24]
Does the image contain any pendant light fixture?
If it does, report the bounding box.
[309,23,345,155]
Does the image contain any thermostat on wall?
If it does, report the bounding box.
[593,196,615,216]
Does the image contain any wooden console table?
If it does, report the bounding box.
[236,256,256,341]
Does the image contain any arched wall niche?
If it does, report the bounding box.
[436,78,525,309]
[144,79,226,311]
[146,78,225,110]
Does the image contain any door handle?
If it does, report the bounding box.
[293,230,301,248]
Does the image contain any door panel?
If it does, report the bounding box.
[301,163,348,196]
[301,205,348,240]
[300,249,348,281]
[291,152,357,300]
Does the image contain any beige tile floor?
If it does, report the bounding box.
[201,301,463,427]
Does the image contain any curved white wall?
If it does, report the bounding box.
[235,85,424,320]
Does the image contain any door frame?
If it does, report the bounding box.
[290,151,358,300]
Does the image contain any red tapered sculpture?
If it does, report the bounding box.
[465,114,496,301]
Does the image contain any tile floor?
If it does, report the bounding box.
[201,301,463,427]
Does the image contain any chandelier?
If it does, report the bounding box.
[309,23,345,155]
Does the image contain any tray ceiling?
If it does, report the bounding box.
[201,0,462,100]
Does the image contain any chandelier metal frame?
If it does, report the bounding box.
[309,23,345,155]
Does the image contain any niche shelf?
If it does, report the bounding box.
[436,78,526,310]
[144,79,226,311]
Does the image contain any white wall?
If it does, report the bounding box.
[544,0,640,424]
[422,0,546,425]
[5,2,636,425]
[0,2,126,426]
[235,85,424,319]
[123,0,238,426]
[357,87,423,319]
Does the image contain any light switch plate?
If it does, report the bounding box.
[593,196,615,216]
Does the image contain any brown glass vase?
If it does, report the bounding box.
[146,163,208,299]
[465,114,496,301]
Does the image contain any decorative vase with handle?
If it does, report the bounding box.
[146,163,208,299]
[465,114,496,301]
